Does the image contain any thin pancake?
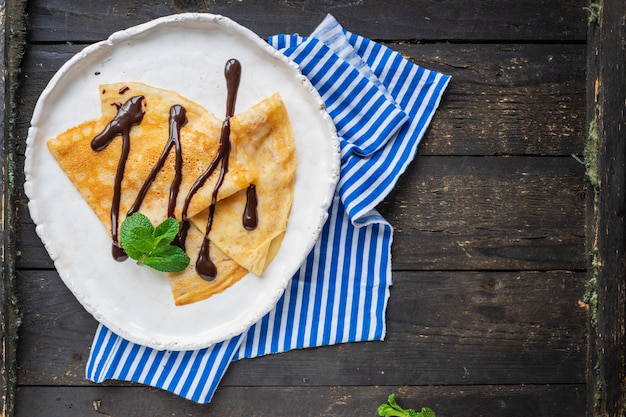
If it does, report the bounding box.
[190,93,296,276]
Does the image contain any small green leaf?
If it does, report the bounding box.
[120,213,154,257]
[122,226,155,260]
[121,212,154,235]
[153,217,180,247]
[119,213,189,273]
[143,245,190,272]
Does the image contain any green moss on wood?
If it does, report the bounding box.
[583,251,599,328]
[584,0,601,25]
[573,107,600,193]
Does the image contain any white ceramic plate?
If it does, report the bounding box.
[25,13,340,350]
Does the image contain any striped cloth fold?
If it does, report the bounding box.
[86,14,450,403]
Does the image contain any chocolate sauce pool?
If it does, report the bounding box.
[91,59,256,280]
[243,184,258,230]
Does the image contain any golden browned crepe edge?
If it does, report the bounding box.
[167,224,249,306]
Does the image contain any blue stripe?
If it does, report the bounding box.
[155,351,180,387]
[320,200,345,345]
[347,227,365,342]
[380,50,402,90]
[322,66,358,110]
[93,330,118,380]
[361,228,375,337]
[178,349,207,398]
[370,223,386,340]
[297,42,330,77]
[334,78,377,131]
[130,345,152,381]
[374,224,393,339]
[308,211,332,346]
[270,294,285,352]
[296,250,315,347]
[86,325,108,378]
[295,36,320,60]
[117,342,141,379]
[166,350,195,392]
[203,336,242,402]
[189,344,222,401]
[332,209,354,343]
[144,348,167,385]
[282,271,301,351]
[257,313,270,356]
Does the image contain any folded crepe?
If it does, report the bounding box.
[47,82,296,306]
[179,93,296,304]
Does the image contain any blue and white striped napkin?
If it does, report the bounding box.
[86,14,450,403]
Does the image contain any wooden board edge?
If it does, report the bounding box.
[1,0,27,416]
[585,0,626,416]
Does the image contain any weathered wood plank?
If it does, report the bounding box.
[26,0,588,43]
[16,269,587,386]
[2,0,28,416]
[15,155,586,271]
[380,156,585,271]
[585,0,626,416]
[13,42,586,158]
[409,44,586,157]
[14,384,587,417]
[0,2,10,415]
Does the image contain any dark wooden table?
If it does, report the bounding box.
[4,0,622,416]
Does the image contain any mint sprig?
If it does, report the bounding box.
[378,394,436,417]
[120,213,190,273]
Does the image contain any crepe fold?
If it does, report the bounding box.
[47,82,296,305]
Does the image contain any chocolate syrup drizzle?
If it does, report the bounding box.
[128,104,187,219]
[91,95,145,260]
[180,58,241,280]
[91,59,257,280]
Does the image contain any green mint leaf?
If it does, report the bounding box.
[119,213,189,273]
[121,212,154,235]
[143,245,190,272]
[122,226,155,260]
[120,212,155,260]
[153,217,180,247]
